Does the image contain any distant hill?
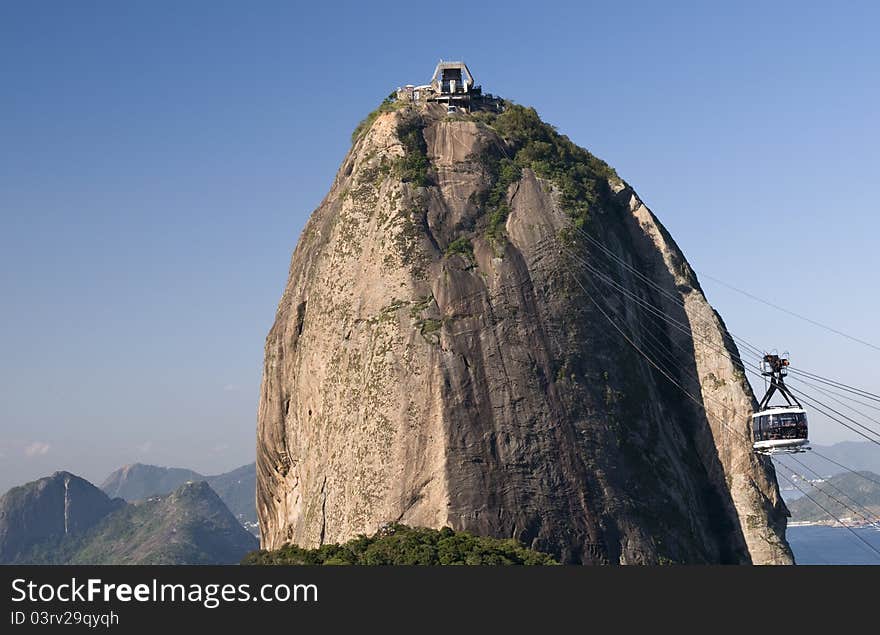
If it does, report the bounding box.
[774,441,880,479]
[101,464,202,501]
[100,463,257,533]
[68,482,258,564]
[773,441,880,503]
[0,472,125,563]
[0,472,257,564]
[203,464,256,531]
[242,524,556,565]
[787,471,880,524]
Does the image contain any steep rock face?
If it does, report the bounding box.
[257,102,793,564]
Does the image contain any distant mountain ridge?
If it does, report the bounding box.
[69,481,258,564]
[773,441,880,503]
[101,464,202,501]
[787,470,880,524]
[200,464,257,532]
[775,441,880,477]
[100,462,257,533]
[0,472,257,564]
[0,472,125,563]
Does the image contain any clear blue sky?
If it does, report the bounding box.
[2,1,878,492]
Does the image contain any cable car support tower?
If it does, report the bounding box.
[758,354,801,410]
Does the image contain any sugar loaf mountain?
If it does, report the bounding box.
[255,62,794,565]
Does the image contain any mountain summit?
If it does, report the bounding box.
[0,473,257,564]
[101,463,202,501]
[100,462,257,532]
[0,471,124,563]
[256,68,793,564]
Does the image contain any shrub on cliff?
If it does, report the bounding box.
[478,102,620,228]
[241,524,557,565]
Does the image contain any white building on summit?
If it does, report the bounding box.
[396,60,495,112]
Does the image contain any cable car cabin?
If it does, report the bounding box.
[751,353,810,455]
[752,407,809,454]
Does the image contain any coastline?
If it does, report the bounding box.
[788,519,880,528]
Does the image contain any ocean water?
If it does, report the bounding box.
[787,525,880,565]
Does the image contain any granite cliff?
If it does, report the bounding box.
[256,98,793,564]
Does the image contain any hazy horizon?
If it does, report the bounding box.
[2,1,879,493]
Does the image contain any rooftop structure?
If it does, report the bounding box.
[396,60,498,113]
[430,61,474,96]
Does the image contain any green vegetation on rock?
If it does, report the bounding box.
[351,92,400,144]
[471,153,522,248]
[475,102,620,231]
[444,236,474,259]
[355,97,622,251]
[242,524,557,565]
[395,112,431,186]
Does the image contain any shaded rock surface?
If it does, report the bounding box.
[257,101,793,564]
